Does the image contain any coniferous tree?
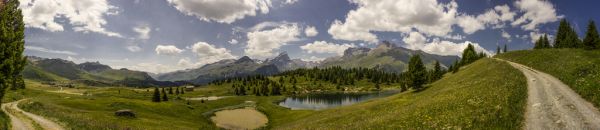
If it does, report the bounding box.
[460,44,478,65]
[152,87,161,102]
[555,19,582,48]
[1,0,27,101]
[452,60,460,73]
[168,87,173,94]
[432,60,442,81]
[161,88,168,101]
[407,55,426,90]
[175,87,180,95]
[503,44,508,53]
[375,83,381,90]
[583,20,600,50]
[542,34,551,48]
[534,36,543,49]
[496,45,501,54]
[180,87,185,94]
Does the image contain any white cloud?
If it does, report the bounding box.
[177,58,193,67]
[401,32,491,56]
[512,0,562,31]
[19,0,122,37]
[155,45,183,55]
[457,4,516,34]
[528,31,553,44]
[419,40,491,56]
[284,0,299,5]
[304,26,318,37]
[300,41,355,56]
[191,41,236,65]
[25,46,78,55]
[302,56,324,62]
[245,23,301,59]
[127,45,142,52]
[133,24,151,40]
[328,0,458,43]
[228,39,239,44]
[402,32,428,49]
[167,0,272,24]
[501,30,511,41]
[457,15,485,34]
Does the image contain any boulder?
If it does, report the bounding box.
[115,109,136,118]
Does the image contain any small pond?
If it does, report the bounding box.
[278,90,401,110]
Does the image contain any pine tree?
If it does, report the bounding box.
[432,60,442,81]
[161,88,168,101]
[503,44,508,53]
[408,55,426,90]
[496,45,501,54]
[180,87,185,94]
[555,19,582,48]
[152,87,160,102]
[460,44,478,65]
[542,34,551,48]
[583,20,600,50]
[375,83,381,90]
[452,60,460,73]
[168,87,173,94]
[175,87,180,95]
[0,0,27,102]
[534,36,543,49]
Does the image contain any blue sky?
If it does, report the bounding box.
[20,0,600,73]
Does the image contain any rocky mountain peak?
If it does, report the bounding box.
[235,56,254,64]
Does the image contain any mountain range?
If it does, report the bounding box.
[23,42,460,86]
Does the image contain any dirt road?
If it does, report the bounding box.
[502,59,600,129]
[2,99,65,130]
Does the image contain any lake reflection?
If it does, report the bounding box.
[279,90,400,110]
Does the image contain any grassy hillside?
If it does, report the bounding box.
[274,58,527,129]
[5,58,527,129]
[496,49,600,107]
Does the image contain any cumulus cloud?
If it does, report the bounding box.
[155,45,183,55]
[284,0,299,5]
[302,56,325,62]
[457,4,516,34]
[300,41,355,56]
[529,31,553,44]
[19,0,122,37]
[228,39,239,44]
[133,24,151,40]
[304,26,318,37]
[402,32,428,49]
[127,45,142,52]
[167,0,272,24]
[501,30,512,41]
[512,0,562,30]
[25,46,78,55]
[456,15,485,34]
[328,0,458,43]
[402,32,490,56]
[191,41,236,65]
[245,23,301,59]
[177,58,193,67]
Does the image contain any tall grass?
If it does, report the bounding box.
[496,49,600,107]
[273,58,527,129]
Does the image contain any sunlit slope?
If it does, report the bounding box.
[496,49,600,107]
[275,58,527,129]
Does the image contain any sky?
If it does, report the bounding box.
[20,0,600,74]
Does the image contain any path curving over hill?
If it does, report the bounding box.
[2,99,65,130]
[499,59,600,129]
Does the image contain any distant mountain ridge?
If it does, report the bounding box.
[155,52,317,84]
[22,56,183,87]
[320,41,459,73]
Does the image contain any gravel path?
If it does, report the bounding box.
[501,59,600,130]
[2,99,65,130]
[1,101,33,130]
